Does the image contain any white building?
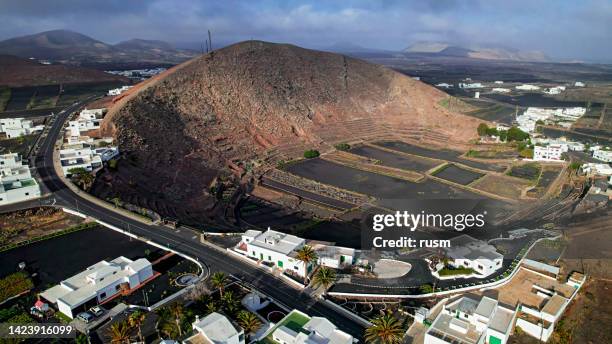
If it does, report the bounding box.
[184,312,245,344]
[543,86,566,95]
[435,83,453,88]
[491,88,511,93]
[0,118,44,138]
[270,309,353,344]
[567,141,585,151]
[494,81,504,84]
[236,229,355,278]
[41,256,153,318]
[239,229,310,277]
[59,143,103,176]
[474,92,480,99]
[459,83,483,89]
[107,85,133,96]
[425,295,517,344]
[0,153,41,205]
[441,235,503,278]
[534,144,567,161]
[515,84,541,91]
[67,108,105,138]
[495,123,511,132]
[581,163,612,176]
[574,81,585,87]
[593,148,612,163]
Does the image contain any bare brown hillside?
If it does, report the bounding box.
[97,41,482,222]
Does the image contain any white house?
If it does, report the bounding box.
[593,148,612,163]
[435,83,453,88]
[107,85,133,96]
[41,256,153,318]
[425,295,517,344]
[59,143,103,176]
[442,235,503,278]
[0,118,44,138]
[270,309,353,344]
[534,144,566,161]
[494,81,504,84]
[543,86,565,95]
[184,312,245,344]
[0,153,41,205]
[581,163,612,176]
[458,83,483,89]
[491,88,511,93]
[516,84,540,91]
[567,141,585,151]
[240,229,310,277]
[574,81,585,87]
[67,108,105,137]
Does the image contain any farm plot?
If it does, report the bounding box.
[57,82,123,106]
[28,85,59,109]
[322,150,423,182]
[284,158,481,210]
[526,167,563,198]
[0,134,38,156]
[432,164,484,185]
[466,149,518,160]
[374,140,505,172]
[349,144,439,172]
[462,100,516,123]
[4,86,36,111]
[471,174,532,199]
[507,163,541,181]
[0,87,10,111]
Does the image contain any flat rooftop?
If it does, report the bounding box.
[476,267,575,309]
[428,313,481,344]
[249,229,304,255]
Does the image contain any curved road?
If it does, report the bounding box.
[18,99,367,338]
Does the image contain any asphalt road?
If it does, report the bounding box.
[11,98,367,338]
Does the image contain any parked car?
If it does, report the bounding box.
[89,306,104,317]
[77,312,94,323]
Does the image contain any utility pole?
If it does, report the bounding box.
[208,30,212,51]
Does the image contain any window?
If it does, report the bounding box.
[100,292,107,299]
[25,193,29,196]
[115,284,121,291]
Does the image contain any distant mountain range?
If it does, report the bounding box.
[0,54,128,87]
[403,41,549,62]
[0,30,198,68]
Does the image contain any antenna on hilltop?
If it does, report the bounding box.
[208,30,212,51]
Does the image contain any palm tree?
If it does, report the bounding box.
[295,245,318,283]
[364,312,404,344]
[221,290,239,315]
[128,310,146,343]
[312,267,337,290]
[236,311,262,340]
[69,168,95,190]
[170,302,184,337]
[211,271,228,297]
[205,299,219,315]
[109,321,131,344]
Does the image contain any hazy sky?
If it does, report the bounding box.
[0,0,611,61]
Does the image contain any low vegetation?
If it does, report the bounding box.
[0,272,34,303]
[477,123,530,142]
[438,266,475,276]
[303,149,320,158]
[334,143,351,151]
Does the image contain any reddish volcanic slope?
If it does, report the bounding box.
[98,41,481,221]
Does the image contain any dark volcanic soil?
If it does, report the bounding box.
[99,40,483,222]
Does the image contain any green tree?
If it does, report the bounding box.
[303,149,320,158]
[570,162,582,170]
[295,245,318,283]
[364,312,404,344]
[237,311,262,340]
[312,267,337,289]
[128,310,146,343]
[68,167,95,190]
[506,126,530,142]
[211,271,228,297]
[477,123,489,136]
